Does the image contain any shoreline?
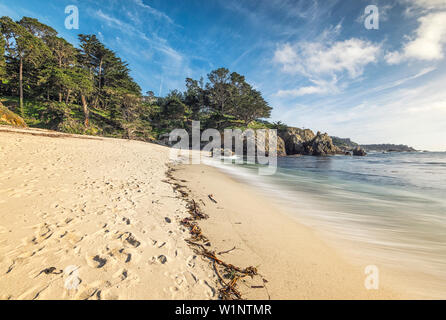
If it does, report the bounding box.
[196,157,445,299]
[0,127,426,299]
[171,162,421,299]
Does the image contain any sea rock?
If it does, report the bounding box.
[254,130,287,156]
[279,127,315,155]
[353,146,367,156]
[303,131,341,156]
[159,129,286,157]
[277,136,286,156]
[0,103,27,128]
[331,136,359,150]
[222,130,287,157]
[278,127,341,156]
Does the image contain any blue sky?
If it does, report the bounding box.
[1,0,446,150]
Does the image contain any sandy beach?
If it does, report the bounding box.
[0,126,418,299]
[0,127,217,299]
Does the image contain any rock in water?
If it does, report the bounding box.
[254,130,287,156]
[279,127,315,155]
[277,136,287,156]
[222,130,287,157]
[303,131,341,156]
[278,127,342,156]
[0,102,27,128]
[353,146,367,156]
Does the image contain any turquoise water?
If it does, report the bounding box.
[208,152,446,296]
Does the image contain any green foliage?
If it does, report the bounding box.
[0,16,52,115]
[19,17,57,39]
[0,15,279,142]
[176,67,272,131]
[0,33,5,81]
[184,77,206,119]
[206,67,232,116]
[269,121,288,131]
[38,101,72,128]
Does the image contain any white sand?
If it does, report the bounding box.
[0,127,217,300]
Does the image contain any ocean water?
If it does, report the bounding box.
[205,152,446,296]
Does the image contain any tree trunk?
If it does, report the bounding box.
[66,90,71,104]
[19,57,23,117]
[98,58,103,90]
[58,57,62,103]
[81,94,89,128]
[94,58,103,109]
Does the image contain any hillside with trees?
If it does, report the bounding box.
[2,16,417,157]
[0,16,272,142]
[360,144,417,152]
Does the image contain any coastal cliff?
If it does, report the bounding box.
[278,127,341,156]
[331,136,417,153]
[361,144,417,152]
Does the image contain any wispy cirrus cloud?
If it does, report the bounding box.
[131,0,175,25]
[94,9,183,63]
[275,78,339,97]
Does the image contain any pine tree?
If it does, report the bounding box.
[0,16,49,116]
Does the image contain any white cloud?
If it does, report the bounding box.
[386,11,446,64]
[275,78,339,97]
[274,39,381,78]
[415,0,446,7]
[276,86,328,97]
[404,0,446,11]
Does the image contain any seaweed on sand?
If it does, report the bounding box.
[164,166,269,300]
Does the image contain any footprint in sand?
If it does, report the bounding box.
[86,254,107,268]
[186,255,197,268]
[30,223,54,244]
[108,247,132,263]
[149,254,168,265]
[117,232,141,248]
[74,286,100,300]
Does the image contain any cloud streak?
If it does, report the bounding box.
[275,78,339,97]
[94,9,183,63]
[132,0,175,25]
